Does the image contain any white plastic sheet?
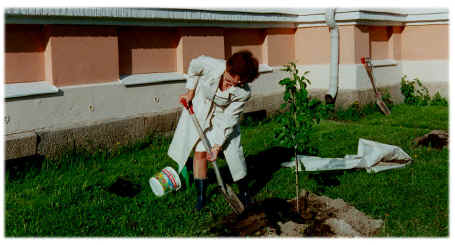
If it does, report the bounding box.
[281,138,412,173]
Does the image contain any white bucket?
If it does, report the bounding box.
[149,166,181,197]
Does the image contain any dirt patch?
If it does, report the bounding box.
[209,189,383,237]
[414,130,448,149]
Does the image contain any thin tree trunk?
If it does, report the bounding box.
[291,89,299,213]
[295,147,299,212]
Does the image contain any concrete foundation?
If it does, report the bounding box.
[33,111,179,160]
[5,131,37,160]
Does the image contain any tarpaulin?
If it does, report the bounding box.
[281,138,412,173]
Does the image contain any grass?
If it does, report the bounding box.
[5,104,448,237]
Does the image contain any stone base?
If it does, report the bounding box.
[33,111,180,160]
[5,131,37,160]
[5,112,180,161]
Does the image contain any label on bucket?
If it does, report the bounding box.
[154,172,174,192]
[150,166,181,197]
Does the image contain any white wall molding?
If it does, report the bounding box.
[5,81,59,99]
[371,59,398,67]
[259,64,274,73]
[120,72,187,87]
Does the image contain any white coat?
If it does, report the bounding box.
[167,55,251,182]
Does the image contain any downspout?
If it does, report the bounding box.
[325,8,339,104]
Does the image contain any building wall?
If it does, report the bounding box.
[370,26,393,60]
[4,22,449,139]
[177,28,226,73]
[401,24,448,60]
[118,27,179,75]
[400,24,448,96]
[353,25,370,65]
[391,26,403,61]
[4,25,294,135]
[45,25,120,87]
[5,25,299,90]
[295,26,330,65]
[5,24,46,83]
[264,28,295,66]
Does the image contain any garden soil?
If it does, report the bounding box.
[209,189,383,237]
[414,130,448,149]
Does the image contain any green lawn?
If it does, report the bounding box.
[5,104,448,237]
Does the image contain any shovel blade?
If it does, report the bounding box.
[220,184,245,215]
[376,97,391,115]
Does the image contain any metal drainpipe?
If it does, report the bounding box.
[325,8,339,104]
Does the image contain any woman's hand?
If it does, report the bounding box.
[222,71,241,89]
[179,89,195,105]
[207,145,222,162]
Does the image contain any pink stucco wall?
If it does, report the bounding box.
[369,26,393,60]
[224,28,265,64]
[44,26,54,83]
[4,23,448,87]
[353,25,370,64]
[391,26,403,60]
[401,24,448,60]
[295,26,330,65]
[119,27,179,75]
[177,28,225,73]
[295,25,371,65]
[265,29,295,66]
[338,25,356,64]
[45,25,119,87]
[5,24,46,83]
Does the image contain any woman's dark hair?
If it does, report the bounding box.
[226,50,259,83]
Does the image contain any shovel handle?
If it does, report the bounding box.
[180,98,194,114]
[361,57,378,94]
[180,97,227,190]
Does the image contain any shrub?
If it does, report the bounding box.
[400,75,429,105]
[400,75,446,106]
[378,87,394,109]
[430,92,448,106]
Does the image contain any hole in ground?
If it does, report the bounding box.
[106,177,142,197]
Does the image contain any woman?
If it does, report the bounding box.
[168,50,259,211]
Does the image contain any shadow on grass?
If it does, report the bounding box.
[308,171,353,195]
[245,147,294,196]
[184,147,294,200]
[189,147,295,200]
[178,147,353,203]
[5,155,45,181]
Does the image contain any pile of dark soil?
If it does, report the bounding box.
[414,130,448,149]
[209,189,383,237]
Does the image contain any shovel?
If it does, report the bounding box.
[180,98,245,215]
[361,57,391,116]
